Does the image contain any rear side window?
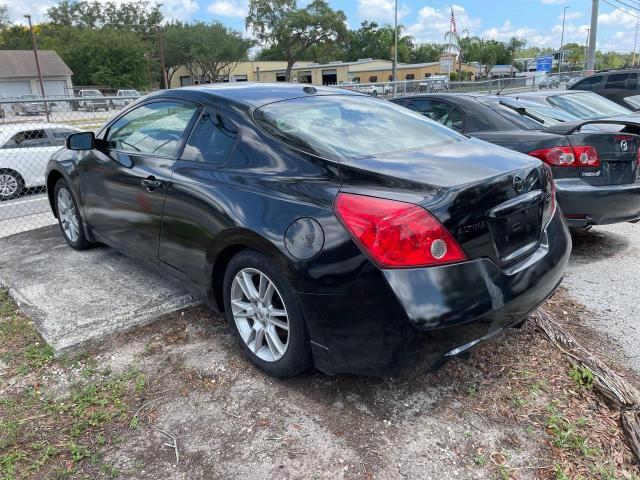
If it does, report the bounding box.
[254,95,461,159]
[48,129,77,146]
[182,109,237,164]
[572,75,604,91]
[605,73,631,89]
[3,129,51,149]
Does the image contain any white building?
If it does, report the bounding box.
[0,50,73,98]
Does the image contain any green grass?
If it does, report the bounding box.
[0,289,145,478]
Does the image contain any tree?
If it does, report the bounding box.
[411,43,443,63]
[163,22,196,85]
[246,0,347,81]
[47,0,163,31]
[0,4,10,30]
[39,26,149,87]
[342,21,413,63]
[185,22,253,83]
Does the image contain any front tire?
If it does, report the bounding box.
[54,178,91,250]
[223,250,312,378]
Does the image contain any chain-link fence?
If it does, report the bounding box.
[0,93,142,238]
[333,71,588,99]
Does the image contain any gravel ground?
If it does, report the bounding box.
[564,222,640,372]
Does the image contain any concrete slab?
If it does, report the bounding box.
[0,225,200,354]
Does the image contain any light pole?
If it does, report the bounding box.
[24,14,50,122]
[586,0,599,72]
[392,0,398,87]
[559,6,569,74]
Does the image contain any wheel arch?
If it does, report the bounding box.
[209,228,296,312]
[46,169,65,217]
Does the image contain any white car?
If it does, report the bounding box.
[358,83,393,96]
[0,123,80,200]
[111,89,141,109]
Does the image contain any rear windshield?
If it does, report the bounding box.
[548,92,631,119]
[484,98,579,127]
[253,95,461,159]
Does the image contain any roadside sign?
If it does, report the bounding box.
[536,55,553,73]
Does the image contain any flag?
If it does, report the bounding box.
[450,7,457,34]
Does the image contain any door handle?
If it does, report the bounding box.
[141,177,163,191]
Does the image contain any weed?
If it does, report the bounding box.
[569,365,595,390]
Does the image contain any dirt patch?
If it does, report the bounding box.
[1,290,639,479]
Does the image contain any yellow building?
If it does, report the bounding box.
[169,58,478,88]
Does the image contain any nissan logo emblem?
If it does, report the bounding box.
[621,140,628,151]
[512,175,525,193]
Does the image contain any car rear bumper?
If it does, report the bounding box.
[556,178,640,227]
[300,210,571,376]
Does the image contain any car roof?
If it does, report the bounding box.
[150,82,363,108]
[506,90,587,99]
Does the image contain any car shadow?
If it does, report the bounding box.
[569,227,631,263]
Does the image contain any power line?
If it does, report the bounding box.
[602,0,640,20]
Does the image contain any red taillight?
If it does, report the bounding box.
[528,146,600,167]
[334,193,467,268]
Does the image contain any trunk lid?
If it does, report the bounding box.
[337,137,554,267]
[566,131,640,186]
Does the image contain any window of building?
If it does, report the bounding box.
[405,73,415,80]
[276,72,286,82]
[180,76,193,87]
[234,75,248,82]
[369,76,378,83]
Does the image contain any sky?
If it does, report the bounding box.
[6,0,639,54]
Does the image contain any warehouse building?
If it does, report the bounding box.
[0,50,73,98]
[170,58,479,88]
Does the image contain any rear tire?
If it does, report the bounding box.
[0,170,24,200]
[222,250,312,378]
[54,178,91,250]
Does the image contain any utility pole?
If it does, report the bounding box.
[584,28,590,70]
[155,25,168,89]
[392,0,398,84]
[633,12,639,66]
[559,6,569,74]
[24,14,50,122]
[586,0,599,72]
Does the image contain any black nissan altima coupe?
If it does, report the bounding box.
[45,84,571,377]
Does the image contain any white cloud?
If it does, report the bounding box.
[208,0,248,18]
[162,0,199,21]
[599,7,638,28]
[406,4,481,43]
[356,0,410,25]
[561,11,583,21]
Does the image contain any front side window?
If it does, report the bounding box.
[105,102,198,157]
[548,92,631,119]
[254,95,461,160]
[573,75,603,91]
[3,129,51,149]
[182,109,237,164]
[406,99,463,132]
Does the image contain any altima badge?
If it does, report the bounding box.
[512,175,525,193]
[620,140,628,151]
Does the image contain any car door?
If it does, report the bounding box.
[1,128,53,189]
[77,100,200,263]
[405,98,465,133]
[158,107,239,284]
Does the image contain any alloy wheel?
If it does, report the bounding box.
[230,268,290,362]
[57,187,80,242]
[0,173,18,199]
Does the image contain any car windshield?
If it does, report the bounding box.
[254,94,461,159]
[623,95,640,109]
[548,92,632,119]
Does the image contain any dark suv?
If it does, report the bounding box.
[568,68,640,109]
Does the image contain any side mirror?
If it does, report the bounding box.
[66,132,95,150]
